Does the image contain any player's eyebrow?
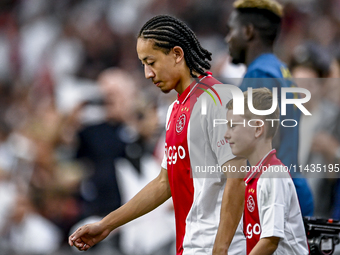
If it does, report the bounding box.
[142,56,153,62]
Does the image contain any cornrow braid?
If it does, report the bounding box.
[138,15,212,78]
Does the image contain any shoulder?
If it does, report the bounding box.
[168,100,177,110]
[258,167,293,192]
[165,101,177,118]
[263,165,290,178]
[164,100,178,125]
[245,54,290,79]
[195,75,234,108]
[205,74,222,85]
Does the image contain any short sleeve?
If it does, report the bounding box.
[161,146,167,170]
[257,172,287,239]
[160,101,176,170]
[206,84,235,166]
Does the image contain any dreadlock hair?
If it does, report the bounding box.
[138,15,212,78]
[234,0,283,46]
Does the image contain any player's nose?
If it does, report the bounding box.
[224,128,231,141]
[144,65,155,79]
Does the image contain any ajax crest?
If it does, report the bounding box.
[247,195,255,213]
[176,113,186,134]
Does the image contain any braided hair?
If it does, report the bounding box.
[138,15,212,78]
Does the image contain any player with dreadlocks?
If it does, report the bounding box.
[69,15,246,255]
[138,14,212,79]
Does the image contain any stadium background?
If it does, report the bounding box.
[0,0,339,254]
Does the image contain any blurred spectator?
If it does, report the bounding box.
[290,41,339,218]
[308,50,340,220]
[115,96,175,255]
[0,181,63,254]
[71,68,140,253]
[75,68,136,218]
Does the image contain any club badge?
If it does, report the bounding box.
[176,113,186,134]
[247,195,255,213]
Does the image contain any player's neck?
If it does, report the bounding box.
[246,42,273,66]
[175,70,201,95]
[247,140,273,166]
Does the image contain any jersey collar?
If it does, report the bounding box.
[244,149,276,184]
[177,72,212,105]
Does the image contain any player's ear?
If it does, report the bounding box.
[254,121,264,138]
[243,24,254,41]
[172,46,185,64]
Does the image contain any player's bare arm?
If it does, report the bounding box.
[248,237,280,255]
[69,167,171,251]
[213,157,246,255]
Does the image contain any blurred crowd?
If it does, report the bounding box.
[0,0,340,254]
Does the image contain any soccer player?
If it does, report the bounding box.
[225,88,309,255]
[226,0,314,216]
[69,15,246,255]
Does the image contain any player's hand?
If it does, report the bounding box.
[68,221,111,251]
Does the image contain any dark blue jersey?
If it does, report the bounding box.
[240,53,299,168]
[240,53,314,216]
[242,53,290,80]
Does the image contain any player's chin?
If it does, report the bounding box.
[231,147,241,156]
[160,87,172,94]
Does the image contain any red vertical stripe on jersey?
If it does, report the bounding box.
[244,150,283,254]
[166,75,215,254]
